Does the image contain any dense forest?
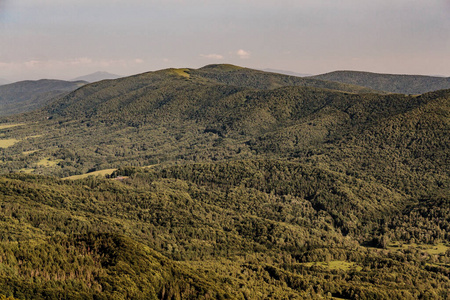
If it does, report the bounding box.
[0,65,449,299]
[310,70,450,94]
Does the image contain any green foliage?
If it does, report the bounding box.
[0,233,229,299]
[196,64,379,93]
[0,159,449,298]
[0,64,449,299]
[311,70,450,94]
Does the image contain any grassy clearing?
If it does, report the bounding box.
[36,158,63,167]
[387,242,449,255]
[302,261,362,272]
[19,168,35,174]
[0,123,25,130]
[63,168,117,180]
[0,139,20,148]
[422,244,450,255]
[25,135,43,139]
[23,150,39,155]
[172,68,190,78]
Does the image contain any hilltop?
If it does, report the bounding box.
[195,64,379,92]
[310,70,450,94]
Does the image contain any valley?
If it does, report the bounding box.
[0,65,449,299]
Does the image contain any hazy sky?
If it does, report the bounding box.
[1,0,449,81]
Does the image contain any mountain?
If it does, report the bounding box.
[72,71,122,83]
[262,68,311,77]
[0,78,10,86]
[1,65,445,185]
[0,64,449,299]
[195,64,379,92]
[0,79,86,116]
[310,70,450,94]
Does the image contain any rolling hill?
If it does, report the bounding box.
[0,64,449,299]
[0,79,86,116]
[195,64,380,92]
[310,70,450,94]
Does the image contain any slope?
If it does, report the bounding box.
[194,64,380,93]
[0,67,447,184]
[0,163,449,299]
[0,79,87,116]
[47,65,381,119]
[310,70,450,94]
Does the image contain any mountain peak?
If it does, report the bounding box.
[198,64,245,72]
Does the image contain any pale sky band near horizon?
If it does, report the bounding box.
[0,0,449,81]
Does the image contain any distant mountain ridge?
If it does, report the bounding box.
[193,64,379,92]
[0,79,86,116]
[0,78,10,86]
[310,70,450,94]
[72,71,122,83]
[262,68,311,77]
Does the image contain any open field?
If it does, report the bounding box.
[387,242,450,255]
[302,261,362,272]
[171,68,190,78]
[36,157,63,167]
[25,135,43,139]
[0,138,20,148]
[0,123,25,130]
[63,168,117,180]
[23,150,39,155]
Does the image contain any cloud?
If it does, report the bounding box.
[200,53,224,60]
[134,58,144,64]
[200,53,224,59]
[236,49,251,59]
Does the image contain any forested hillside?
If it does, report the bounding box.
[0,79,86,116]
[0,65,448,299]
[0,162,449,299]
[310,71,450,94]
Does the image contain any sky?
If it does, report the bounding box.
[1,0,449,81]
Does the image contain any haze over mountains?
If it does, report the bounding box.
[262,68,311,77]
[0,71,120,116]
[0,64,449,299]
[310,71,450,94]
[72,71,122,83]
[0,79,86,116]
